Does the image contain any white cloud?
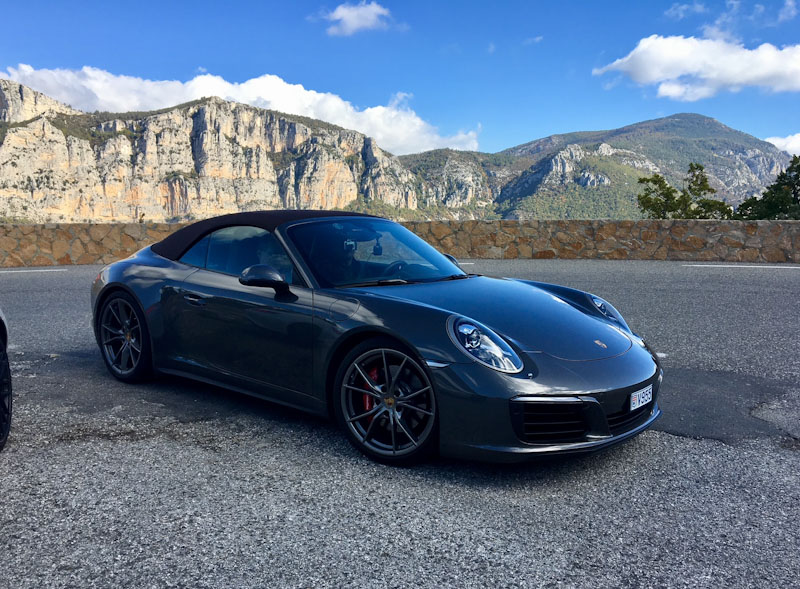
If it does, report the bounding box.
[1,64,479,155]
[699,0,795,38]
[701,0,741,41]
[523,36,543,45]
[487,42,496,54]
[665,2,707,20]
[324,1,391,36]
[766,133,800,154]
[778,0,798,21]
[593,35,800,101]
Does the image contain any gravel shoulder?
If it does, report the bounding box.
[1,261,798,587]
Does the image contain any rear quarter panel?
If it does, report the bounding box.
[92,247,198,368]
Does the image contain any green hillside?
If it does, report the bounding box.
[403,113,790,219]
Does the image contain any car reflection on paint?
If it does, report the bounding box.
[91,210,662,464]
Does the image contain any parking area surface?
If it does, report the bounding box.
[1,260,798,588]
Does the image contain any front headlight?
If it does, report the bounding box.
[590,295,616,321]
[447,316,523,374]
[587,294,631,331]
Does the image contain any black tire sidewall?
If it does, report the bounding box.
[98,291,152,383]
[333,336,438,465]
[0,343,10,451]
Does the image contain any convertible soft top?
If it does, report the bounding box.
[151,210,375,261]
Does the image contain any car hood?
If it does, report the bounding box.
[353,276,632,361]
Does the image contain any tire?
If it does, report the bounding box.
[0,341,11,452]
[333,337,438,465]
[97,291,152,383]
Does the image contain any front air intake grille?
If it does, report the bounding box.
[606,402,653,435]
[510,401,588,444]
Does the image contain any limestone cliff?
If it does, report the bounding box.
[0,81,791,222]
[0,82,420,222]
[0,79,80,123]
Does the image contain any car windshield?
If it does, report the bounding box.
[287,218,466,288]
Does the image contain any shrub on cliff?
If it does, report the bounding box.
[637,163,733,220]
[735,155,800,220]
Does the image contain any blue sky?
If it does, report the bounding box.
[1,0,799,154]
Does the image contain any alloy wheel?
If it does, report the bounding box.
[100,298,143,376]
[341,348,436,457]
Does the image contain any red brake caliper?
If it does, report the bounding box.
[363,365,380,421]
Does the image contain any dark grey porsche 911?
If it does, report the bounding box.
[91,210,662,464]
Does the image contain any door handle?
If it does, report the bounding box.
[183,293,207,307]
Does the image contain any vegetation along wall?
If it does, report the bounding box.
[0,220,798,268]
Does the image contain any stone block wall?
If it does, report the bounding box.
[407,220,800,263]
[0,223,177,267]
[0,220,798,268]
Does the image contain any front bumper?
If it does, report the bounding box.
[469,401,661,462]
[430,349,663,463]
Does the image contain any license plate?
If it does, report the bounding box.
[630,385,653,411]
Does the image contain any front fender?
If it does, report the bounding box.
[512,279,631,333]
[331,291,469,365]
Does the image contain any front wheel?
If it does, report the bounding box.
[97,291,152,382]
[0,341,11,451]
[334,338,438,465]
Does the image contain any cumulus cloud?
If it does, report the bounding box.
[1,64,479,155]
[766,133,800,155]
[778,0,798,22]
[592,35,800,101]
[664,2,707,20]
[324,1,391,36]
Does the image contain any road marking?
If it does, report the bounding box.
[0,268,69,274]
[459,262,475,265]
[656,352,668,359]
[682,264,800,269]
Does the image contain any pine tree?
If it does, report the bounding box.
[736,155,800,220]
[637,163,732,219]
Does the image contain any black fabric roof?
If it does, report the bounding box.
[151,210,377,261]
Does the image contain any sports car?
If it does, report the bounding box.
[91,211,662,464]
[0,305,11,452]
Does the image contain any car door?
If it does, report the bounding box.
[172,226,315,400]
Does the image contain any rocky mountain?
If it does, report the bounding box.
[0,80,423,223]
[400,113,791,219]
[0,80,791,222]
[0,79,81,123]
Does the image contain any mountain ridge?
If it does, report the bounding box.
[0,80,791,222]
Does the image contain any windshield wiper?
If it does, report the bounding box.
[339,278,410,288]
[431,273,478,282]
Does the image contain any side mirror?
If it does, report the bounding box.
[444,253,462,269]
[239,264,290,294]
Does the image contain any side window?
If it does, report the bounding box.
[253,233,305,286]
[205,226,303,285]
[206,226,265,275]
[179,235,210,268]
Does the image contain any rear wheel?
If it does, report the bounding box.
[98,291,152,382]
[334,337,438,465]
[0,341,11,451]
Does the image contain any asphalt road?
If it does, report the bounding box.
[0,260,798,588]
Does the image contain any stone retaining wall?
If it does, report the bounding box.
[1,220,798,268]
[406,220,800,263]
